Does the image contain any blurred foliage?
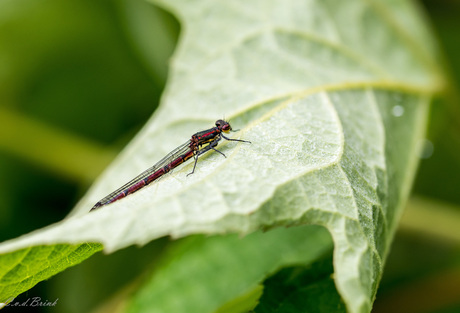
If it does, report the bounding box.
[253,257,346,313]
[0,0,179,240]
[0,0,459,312]
[373,1,460,312]
[0,1,178,311]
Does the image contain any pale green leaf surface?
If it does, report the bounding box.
[0,0,441,312]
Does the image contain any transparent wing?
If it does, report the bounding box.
[96,140,192,205]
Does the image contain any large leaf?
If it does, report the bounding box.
[0,0,441,312]
[126,225,334,313]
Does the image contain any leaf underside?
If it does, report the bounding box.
[0,0,440,312]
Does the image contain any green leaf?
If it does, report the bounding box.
[127,225,332,313]
[0,0,442,312]
[254,258,345,313]
[0,243,102,304]
[215,284,264,313]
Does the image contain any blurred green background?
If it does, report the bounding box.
[0,0,459,312]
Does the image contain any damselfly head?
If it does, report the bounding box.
[216,119,232,132]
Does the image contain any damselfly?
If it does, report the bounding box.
[90,120,250,211]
